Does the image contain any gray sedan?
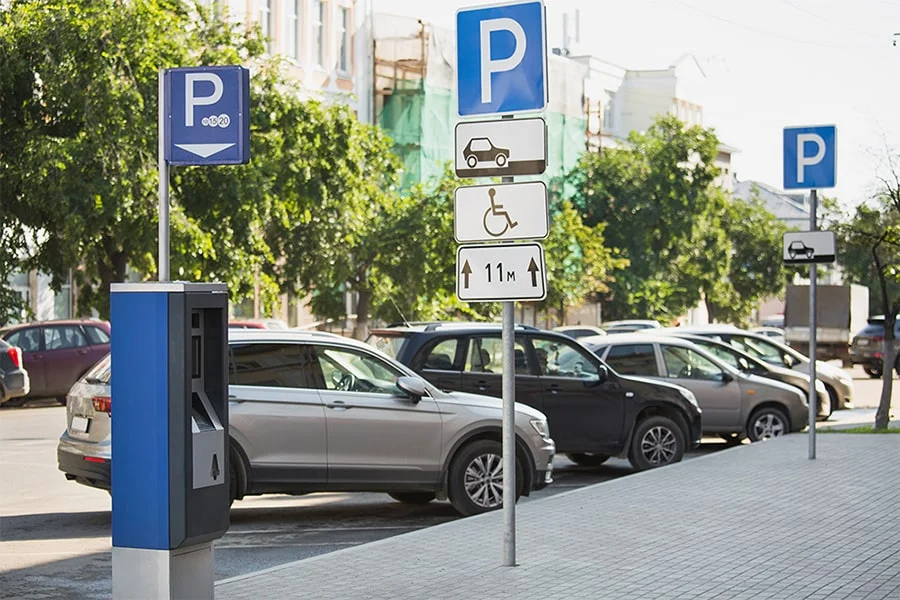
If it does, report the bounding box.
[582,334,808,444]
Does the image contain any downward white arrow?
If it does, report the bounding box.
[174,143,235,158]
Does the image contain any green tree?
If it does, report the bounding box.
[833,170,900,430]
[538,200,628,322]
[702,190,791,324]
[567,115,721,321]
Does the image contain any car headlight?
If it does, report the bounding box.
[530,418,550,440]
[678,388,701,411]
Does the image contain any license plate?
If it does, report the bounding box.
[70,416,90,434]
[857,339,869,346]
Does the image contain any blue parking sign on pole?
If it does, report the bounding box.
[456,1,547,117]
[783,125,836,189]
[164,66,250,166]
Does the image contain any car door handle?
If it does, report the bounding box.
[77,349,89,356]
[546,384,560,394]
[326,400,350,410]
[227,394,245,404]
[475,381,489,392]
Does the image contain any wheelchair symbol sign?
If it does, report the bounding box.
[454,182,548,243]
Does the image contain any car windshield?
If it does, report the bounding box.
[364,333,408,360]
[83,354,112,384]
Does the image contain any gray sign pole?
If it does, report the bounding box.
[501,113,517,567]
[808,189,817,459]
[158,68,170,282]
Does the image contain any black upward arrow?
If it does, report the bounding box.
[461,260,472,288]
[527,258,540,287]
[210,454,220,480]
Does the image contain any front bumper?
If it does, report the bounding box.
[57,434,110,490]
[532,438,555,491]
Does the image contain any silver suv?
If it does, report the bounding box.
[57,330,555,516]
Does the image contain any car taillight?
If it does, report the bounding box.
[92,396,111,415]
[872,336,884,343]
[6,346,22,368]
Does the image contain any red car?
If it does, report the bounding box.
[0,319,110,405]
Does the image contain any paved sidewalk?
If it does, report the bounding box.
[217,431,900,600]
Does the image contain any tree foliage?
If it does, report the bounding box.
[832,160,900,430]
[567,115,789,324]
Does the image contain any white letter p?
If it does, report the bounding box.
[185,73,223,127]
[480,18,527,104]
[796,133,825,184]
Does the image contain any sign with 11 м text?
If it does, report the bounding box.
[456,1,547,116]
[457,243,546,301]
[165,66,250,166]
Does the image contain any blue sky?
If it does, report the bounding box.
[375,0,900,208]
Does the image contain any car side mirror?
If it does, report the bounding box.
[586,365,609,386]
[720,371,734,383]
[395,376,426,402]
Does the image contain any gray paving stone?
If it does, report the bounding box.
[216,433,900,600]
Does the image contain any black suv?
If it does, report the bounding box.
[367,323,703,471]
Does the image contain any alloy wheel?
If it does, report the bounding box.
[464,452,504,509]
[640,425,677,466]
[751,413,785,440]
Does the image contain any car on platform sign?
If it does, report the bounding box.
[57,330,555,517]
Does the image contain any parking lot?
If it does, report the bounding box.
[0,366,895,599]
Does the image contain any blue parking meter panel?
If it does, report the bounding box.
[456,1,547,117]
[783,125,836,189]
[164,66,250,166]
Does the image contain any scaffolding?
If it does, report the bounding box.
[373,14,589,194]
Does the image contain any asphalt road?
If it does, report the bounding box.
[1,365,895,600]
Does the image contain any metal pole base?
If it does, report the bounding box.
[113,542,214,600]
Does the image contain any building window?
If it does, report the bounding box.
[602,90,615,133]
[337,5,350,73]
[313,0,327,67]
[258,0,275,53]
[286,0,301,60]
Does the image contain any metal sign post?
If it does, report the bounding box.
[808,190,818,459]
[158,69,170,282]
[783,124,837,460]
[456,1,548,567]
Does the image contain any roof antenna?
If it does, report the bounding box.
[389,296,411,327]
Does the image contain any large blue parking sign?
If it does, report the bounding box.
[456,1,547,117]
[783,125,836,189]
[165,66,250,166]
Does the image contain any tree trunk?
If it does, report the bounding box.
[875,312,896,430]
[352,288,371,341]
[704,296,716,324]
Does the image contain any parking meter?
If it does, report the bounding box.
[110,282,229,600]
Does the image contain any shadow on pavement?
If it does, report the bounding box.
[0,511,110,542]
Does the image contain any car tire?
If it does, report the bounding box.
[229,460,238,507]
[864,364,883,378]
[566,452,610,467]
[2,397,26,408]
[894,356,900,379]
[746,406,789,442]
[57,396,68,406]
[627,416,685,471]
[448,439,521,517]
[466,155,478,168]
[495,154,508,167]
[388,492,436,505]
